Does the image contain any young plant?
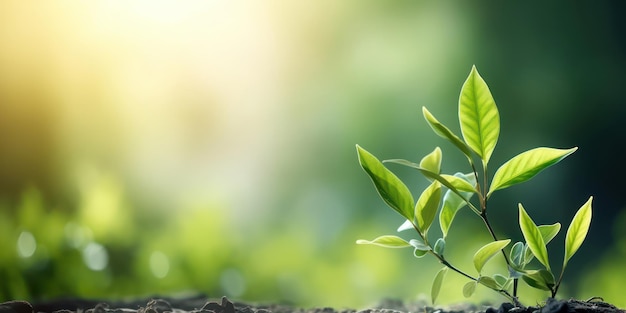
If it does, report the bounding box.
[355,66,592,305]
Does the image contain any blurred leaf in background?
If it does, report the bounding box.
[0,0,625,309]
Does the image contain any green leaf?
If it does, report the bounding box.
[439,173,476,238]
[384,160,471,196]
[414,248,428,258]
[522,269,555,291]
[518,204,550,271]
[463,281,476,298]
[493,274,511,290]
[357,145,415,220]
[440,174,476,192]
[422,107,472,158]
[409,239,430,251]
[523,244,534,265]
[410,239,430,258]
[473,239,511,274]
[538,223,561,245]
[487,147,577,197]
[356,235,411,248]
[415,181,442,235]
[420,147,442,175]
[459,65,500,164]
[563,196,593,268]
[520,224,561,265]
[431,267,448,305]
[433,238,445,256]
[510,241,525,268]
[478,276,500,290]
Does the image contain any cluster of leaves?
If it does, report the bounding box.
[355,66,592,305]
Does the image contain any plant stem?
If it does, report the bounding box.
[553,267,566,297]
[480,211,511,267]
[432,252,517,304]
[481,202,520,299]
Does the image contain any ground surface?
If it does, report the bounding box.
[0,295,623,313]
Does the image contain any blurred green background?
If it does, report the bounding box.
[1,0,626,309]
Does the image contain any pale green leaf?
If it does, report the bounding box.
[440,174,476,192]
[523,244,534,265]
[415,181,442,235]
[463,281,476,298]
[510,241,525,268]
[383,160,468,196]
[439,190,465,239]
[564,196,593,268]
[397,219,413,232]
[478,276,500,290]
[473,239,511,274]
[493,274,511,290]
[488,147,577,197]
[538,223,561,245]
[383,161,479,216]
[409,239,431,251]
[518,224,561,265]
[357,145,415,220]
[431,267,448,304]
[518,204,550,271]
[439,173,476,238]
[356,235,411,248]
[433,238,445,256]
[520,223,561,265]
[459,65,500,164]
[422,106,472,158]
[420,147,442,175]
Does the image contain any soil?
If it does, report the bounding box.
[0,295,623,313]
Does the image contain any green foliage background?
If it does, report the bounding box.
[1,1,625,309]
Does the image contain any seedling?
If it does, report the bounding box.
[355,66,592,306]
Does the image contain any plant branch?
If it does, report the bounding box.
[480,211,511,266]
[433,253,517,303]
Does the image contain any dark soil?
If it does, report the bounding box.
[1,295,623,313]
